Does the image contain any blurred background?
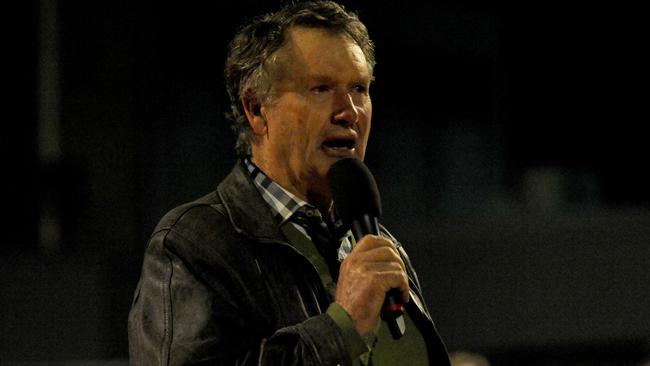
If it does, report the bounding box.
[2,0,649,365]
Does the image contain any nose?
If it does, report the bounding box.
[332,90,359,127]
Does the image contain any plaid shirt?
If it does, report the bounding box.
[244,158,352,260]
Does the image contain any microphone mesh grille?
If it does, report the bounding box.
[328,158,382,223]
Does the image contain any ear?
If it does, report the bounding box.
[241,92,267,136]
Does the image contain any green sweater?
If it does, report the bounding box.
[281,222,429,365]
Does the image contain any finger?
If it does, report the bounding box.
[370,261,405,273]
[353,235,394,250]
[377,270,410,301]
[340,259,408,292]
[352,246,406,272]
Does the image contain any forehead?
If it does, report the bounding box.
[275,27,372,82]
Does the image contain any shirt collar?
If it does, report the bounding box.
[244,158,314,224]
[244,158,353,259]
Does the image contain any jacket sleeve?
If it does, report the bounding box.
[128,226,355,366]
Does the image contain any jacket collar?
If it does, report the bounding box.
[217,160,286,241]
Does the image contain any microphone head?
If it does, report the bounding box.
[328,158,382,223]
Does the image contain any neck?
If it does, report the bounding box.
[306,189,334,218]
[249,155,333,214]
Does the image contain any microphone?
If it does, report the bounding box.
[328,157,406,340]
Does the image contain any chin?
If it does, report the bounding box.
[305,184,333,210]
[305,163,331,188]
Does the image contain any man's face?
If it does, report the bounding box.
[250,26,373,206]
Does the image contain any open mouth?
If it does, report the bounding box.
[322,137,357,157]
[322,137,356,150]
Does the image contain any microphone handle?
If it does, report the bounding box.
[350,215,406,340]
[349,214,380,240]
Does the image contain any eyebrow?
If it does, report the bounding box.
[307,74,372,84]
[308,74,335,84]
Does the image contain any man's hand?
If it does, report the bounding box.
[335,235,410,336]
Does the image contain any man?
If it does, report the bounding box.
[128,1,450,365]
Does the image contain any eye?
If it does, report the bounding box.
[352,84,369,94]
[311,85,331,93]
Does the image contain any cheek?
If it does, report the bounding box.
[360,106,372,139]
[271,119,313,161]
[357,107,372,156]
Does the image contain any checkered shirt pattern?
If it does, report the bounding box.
[244,158,353,260]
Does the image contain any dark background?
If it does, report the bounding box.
[3,0,649,364]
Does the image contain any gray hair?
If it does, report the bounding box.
[224,0,375,156]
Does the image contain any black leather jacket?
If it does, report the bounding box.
[128,161,450,365]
